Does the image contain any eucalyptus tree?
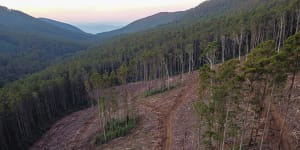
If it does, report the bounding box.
[203,41,218,69]
[276,32,300,147]
[117,64,131,119]
[194,64,216,149]
[185,43,194,74]
[215,59,242,150]
[243,41,277,146]
[242,40,289,148]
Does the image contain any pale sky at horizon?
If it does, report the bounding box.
[0,0,205,25]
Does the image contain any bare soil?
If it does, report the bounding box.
[252,74,300,150]
[30,71,300,150]
[267,74,300,150]
[30,72,201,150]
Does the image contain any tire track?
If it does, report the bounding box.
[164,80,194,150]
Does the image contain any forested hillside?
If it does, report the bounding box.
[39,18,86,34]
[0,6,92,40]
[0,0,300,149]
[180,0,275,23]
[0,6,93,86]
[0,31,88,87]
[195,33,299,149]
[0,3,187,87]
[95,0,267,40]
[95,11,184,40]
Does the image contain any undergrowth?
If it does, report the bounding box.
[144,84,179,97]
[93,118,137,146]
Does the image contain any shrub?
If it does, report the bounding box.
[93,118,137,146]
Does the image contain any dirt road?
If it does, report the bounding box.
[30,72,200,150]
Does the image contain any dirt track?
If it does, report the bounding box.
[30,72,200,150]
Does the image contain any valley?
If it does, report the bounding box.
[0,0,300,149]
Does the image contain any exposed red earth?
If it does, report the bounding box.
[31,72,300,150]
[31,72,201,150]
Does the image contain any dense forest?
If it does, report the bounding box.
[0,31,87,87]
[195,33,299,149]
[0,6,93,87]
[0,0,300,149]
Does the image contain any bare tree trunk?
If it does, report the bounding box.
[198,123,202,149]
[188,51,194,74]
[259,86,274,150]
[277,14,285,52]
[191,53,194,72]
[282,16,286,47]
[163,60,170,89]
[273,19,277,41]
[221,35,226,63]
[296,9,300,33]
[180,54,184,82]
[143,62,147,82]
[251,30,256,49]
[245,33,249,60]
[189,55,191,74]
[233,37,237,58]
[240,98,250,150]
[221,109,229,150]
[238,31,243,60]
[233,137,236,150]
[206,53,214,70]
[278,72,296,148]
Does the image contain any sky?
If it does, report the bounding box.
[0,0,204,33]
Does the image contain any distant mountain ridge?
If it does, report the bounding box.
[0,0,268,86]
[76,24,123,34]
[94,0,265,40]
[0,4,190,86]
[39,18,86,34]
[0,6,92,41]
[96,11,184,40]
[180,0,291,23]
[0,5,92,86]
[0,0,274,86]
[2,0,299,150]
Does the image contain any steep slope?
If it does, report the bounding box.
[115,12,183,33]
[0,6,92,86]
[94,0,281,41]
[0,6,92,41]
[1,0,299,149]
[180,0,259,22]
[95,11,184,40]
[39,18,86,34]
[30,72,199,150]
[180,0,291,23]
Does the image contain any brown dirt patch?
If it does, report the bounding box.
[30,72,201,150]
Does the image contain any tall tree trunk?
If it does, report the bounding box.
[273,19,277,41]
[259,86,274,150]
[189,55,191,74]
[221,109,229,150]
[245,33,249,60]
[296,9,300,33]
[278,71,296,148]
[188,51,194,74]
[238,31,243,60]
[221,35,226,63]
[163,60,170,89]
[206,53,214,70]
[180,54,184,81]
[240,98,250,150]
[277,14,285,52]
